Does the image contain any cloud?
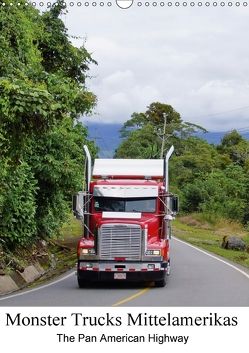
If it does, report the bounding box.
[65,4,249,131]
[102,70,135,89]
[90,69,163,122]
[180,80,249,130]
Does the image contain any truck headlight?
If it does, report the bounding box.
[146,250,161,256]
[81,248,96,255]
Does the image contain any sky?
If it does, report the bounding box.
[58,1,249,131]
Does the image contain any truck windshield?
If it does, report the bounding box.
[94,197,156,213]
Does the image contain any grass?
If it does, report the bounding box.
[0,214,83,294]
[173,213,249,269]
[28,216,82,288]
[59,214,83,240]
[48,214,83,271]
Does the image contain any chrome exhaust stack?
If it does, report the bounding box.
[83,145,92,193]
[164,145,174,192]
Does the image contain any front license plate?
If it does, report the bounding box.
[114,273,126,280]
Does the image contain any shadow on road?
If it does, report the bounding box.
[76,281,155,290]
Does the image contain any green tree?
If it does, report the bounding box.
[217,130,249,169]
[115,102,206,158]
[170,136,226,187]
[0,1,97,246]
[26,118,97,237]
[0,163,37,245]
[181,165,248,222]
[115,124,160,159]
[114,102,249,224]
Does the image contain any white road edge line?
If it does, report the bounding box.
[173,237,249,280]
[0,271,75,301]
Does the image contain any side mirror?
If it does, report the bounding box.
[171,195,179,214]
[72,192,85,220]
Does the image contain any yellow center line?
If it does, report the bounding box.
[112,287,151,307]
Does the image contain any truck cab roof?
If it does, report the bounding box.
[90,179,164,197]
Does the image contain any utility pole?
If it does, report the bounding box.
[160,112,167,158]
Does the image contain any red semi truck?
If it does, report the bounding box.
[73,145,178,288]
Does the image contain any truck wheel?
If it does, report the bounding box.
[155,277,166,288]
[78,278,88,288]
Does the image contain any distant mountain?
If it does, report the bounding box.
[84,122,249,157]
[84,122,122,158]
[196,131,249,144]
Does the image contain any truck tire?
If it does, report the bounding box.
[78,278,88,288]
[154,277,167,288]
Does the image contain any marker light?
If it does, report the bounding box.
[147,264,155,270]
[80,248,96,255]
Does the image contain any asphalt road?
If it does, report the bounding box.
[0,238,249,306]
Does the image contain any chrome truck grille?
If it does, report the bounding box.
[99,224,142,260]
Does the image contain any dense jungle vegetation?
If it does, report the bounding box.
[115,102,249,227]
[0,1,97,247]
